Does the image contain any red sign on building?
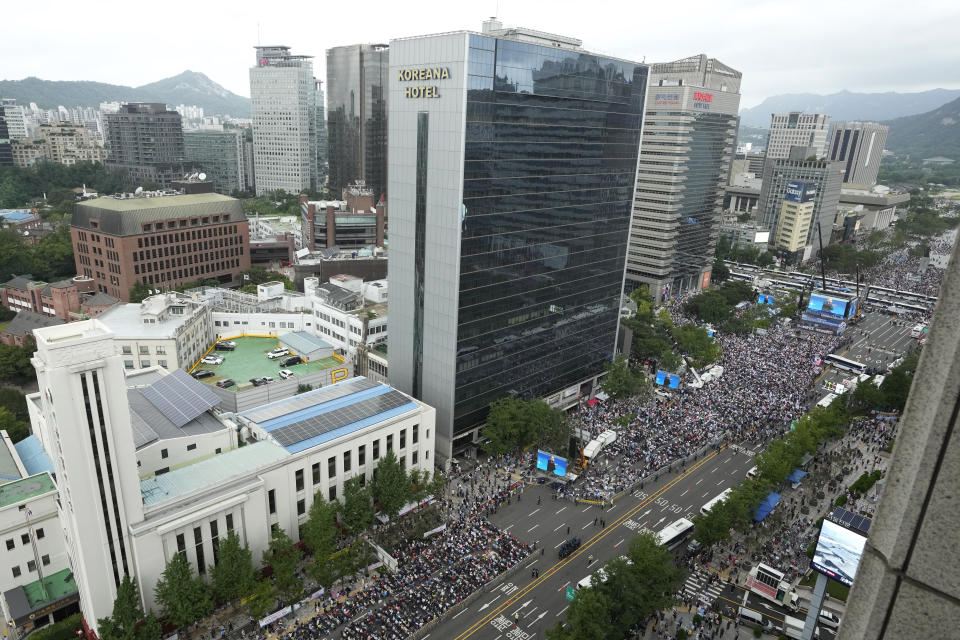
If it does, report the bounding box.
[693,91,713,102]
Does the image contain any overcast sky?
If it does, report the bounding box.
[3,0,959,109]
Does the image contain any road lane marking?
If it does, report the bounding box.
[558,581,569,592]
[556,507,566,515]
[553,524,565,532]
[614,538,624,547]
[505,524,514,531]
[711,467,718,473]
[556,606,568,617]
[582,522,592,530]
[582,506,591,512]
[527,524,539,533]
[696,479,703,485]
[453,609,467,619]
[554,540,565,548]
[682,489,689,495]
[528,509,540,517]
[703,492,710,497]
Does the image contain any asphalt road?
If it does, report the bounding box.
[430,444,758,640]
[712,584,838,640]
[819,310,919,390]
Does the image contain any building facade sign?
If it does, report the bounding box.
[785,180,817,203]
[398,67,451,99]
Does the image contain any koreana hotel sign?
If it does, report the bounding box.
[399,67,451,98]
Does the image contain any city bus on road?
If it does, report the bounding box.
[700,488,733,516]
[823,353,867,375]
[910,323,926,339]
[656,518,695,550]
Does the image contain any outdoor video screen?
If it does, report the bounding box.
[757,294,775,305]
[812,519,867,587]
[806,294,848,320]
[847,298,858,318]
[655,371,680,388]
[536,450,567,476]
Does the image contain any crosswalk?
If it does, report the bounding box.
[680,569,725,606]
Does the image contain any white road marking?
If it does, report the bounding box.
[556,507,567,515]
[453,609,467,619]
[528,509,541,517]
[696,479,704,485]
[554,540,565,549]
[582,522,592,530]
[557,606,569,616]
[615,538,625,547]
[527,524,539,533]
[702,492,710,497]
[505,524,514,531]
[711,467,719,473]
[553,524,565,532]
[582,506,591,512]
[558,581,570,592]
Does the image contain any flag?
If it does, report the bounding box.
[243,274,250,281]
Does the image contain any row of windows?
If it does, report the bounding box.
[134,236,241,261]
[10,554,51,579]
[139,221,238,236]
[5,529,44,550]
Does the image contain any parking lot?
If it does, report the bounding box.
[818,310,919,391]
[190,336,343,391]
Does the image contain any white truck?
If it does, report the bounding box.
[783,615,820,639]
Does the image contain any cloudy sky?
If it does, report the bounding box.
[3,0,959,108]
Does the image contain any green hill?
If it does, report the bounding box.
[884,96,960,161]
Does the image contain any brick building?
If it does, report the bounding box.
[71,192,250,301]
[0,310,64,346]
[0,274,118,322]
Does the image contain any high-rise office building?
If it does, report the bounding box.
[0,113,12,166]
[249,46,322,195]
[105,103,186,187]
[314,79,328,187]
[766,112,831,160]
[758,146,844,255]
[184,129,247,195]
[387,22,648,458]
[827,121,888,187]
[1,99,28,140]
[625,54,741,301]
[326,44,389,201]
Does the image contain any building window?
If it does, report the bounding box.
[124,360,134,369]
[187,443,196,451]
[5,539,12,551]
[194,526,205,575]
[11,566,20,578]
[413,424,419,444]
[41,554,50,566]
[161,448,168,459]
[328,456,336,479]
[412,451,418,465]
[386,434,393,452]
[268,489,276,514]
[140,360,150,368]
[312,462,321,485]
[155,346,165,355]
[328,485,336,501]
[343,450,351,473]
[297,499,306,516]
[21,534,28,545]
[155,467,169,475]
[176,533,186,554]
[358,445,365,466]
[295,469,304,492]
[225,514,234,532]
[400,429,406,450]
[35,528,43,540]
[215,448,221,454]
[372,440,379,460]
[158,360,167,368]
[139,346,149,355]
[27,560,36,572]
[210,520,220,566]
[121,346,132,355]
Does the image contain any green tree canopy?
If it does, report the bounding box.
[209,531,257,605]
[671,325,721,367]
[371,449,412,521]
[97,575,161,640]
[600,354,649,400]
[480,397,531,456]
[526,399,570,453]
[262,527,302,602]
[154,553,213,630]
[341,476,375,535]
[302,493,338,589]
[0,406,30,443]
[129,281,150,303]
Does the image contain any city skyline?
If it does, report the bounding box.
[1,0,958,110]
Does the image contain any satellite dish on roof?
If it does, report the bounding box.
[198,173,207,181]
[135,186,144,195]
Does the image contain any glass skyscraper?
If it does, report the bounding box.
[388,25,648,458]
[326,44,389,201]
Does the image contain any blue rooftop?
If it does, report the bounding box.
[140,441,289,507]
[13,437,54,477]
[239,377,419,454]
[0,210,35,221]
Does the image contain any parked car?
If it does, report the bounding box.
[818,611,841,630]
[192,370,215,379]
[216,379,235,388]
[249,378,268,387]
[267,348,290,359]
[278,369,294,380]
[201,355,224,365]
[280,355,304,367]
[214,341,236,351]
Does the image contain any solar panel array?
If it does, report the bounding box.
[830,507,872,534]
[242,378,379,424]
[271,390,413,447]
[141,369,222,428]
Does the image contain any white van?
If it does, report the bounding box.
[739,607,764,626]
[746,466,758,479]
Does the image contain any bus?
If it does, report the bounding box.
[823,354,867,375]
[576,556,631,590]
[910,324,926,339]
[656,518,694,550]
[700,488,733,516]
[746,562,799,610]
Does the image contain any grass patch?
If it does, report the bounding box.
[800,573,850,601]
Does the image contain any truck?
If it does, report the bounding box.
[783,615,820,639]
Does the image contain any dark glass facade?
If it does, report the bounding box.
[326,45,389,201]
[453,35,647,434]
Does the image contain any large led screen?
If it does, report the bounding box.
[806,294,847,320]
[812,519,867,586]
[536,450,567,477]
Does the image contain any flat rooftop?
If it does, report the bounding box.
[239,376,418,454]
[191,336,343,390]
[3,568,78,623]
[98,303,198,339]
[140,440,289,507]
[0,473,56,510]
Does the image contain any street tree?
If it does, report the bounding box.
[129,281,150,303]
[209,531,257,605]
[246,579,273,620]
[480,397,530,455]
[600,355,648,400]
[341,475,375,535]
[371,450,412,521]
[527,399,570,453]
[0,407,30,443]
[671,325,721,367]
[154,552,213,630]
[263,526,302,602]
[98,575,161,640]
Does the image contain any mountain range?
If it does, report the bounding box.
[738,89,960,128]
[0,71,250,117]
[883,96,960,160]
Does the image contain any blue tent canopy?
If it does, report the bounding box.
[754,492,782,522]
[786,469,808,484]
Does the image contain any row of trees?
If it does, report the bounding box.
[97,449,445,639]
[546,533,686,640]
[692,397,851,548]
[714,236,776,268]
[0,162,133,210]
[846,351,919,414]
[481,397,570,456]
[0,226,77,283]
[683,280,755,324]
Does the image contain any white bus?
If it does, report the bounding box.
[910,324,926,339]
[700,488,733,516]
[823,353,867,375]
[656,518,694,550]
